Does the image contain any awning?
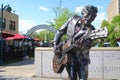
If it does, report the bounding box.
[5,34,27,40]
[14,34,27,40]
[2,31,14,38]
[5,37,14,40]
[33,37,40,41]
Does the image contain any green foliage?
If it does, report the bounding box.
[48,7,73,41]
[109,15,120,47]
[110,33,118,47]
[98,20,109,47]
[53,8,72,30]
[30,32,39,38]
[111,15,120,38]
[101,20,109,28]
[111,15,120,24]
[99,15,120,47]
[36,7,73,42]
[38,30,46,40]
[38,30,54,41]
[98,39,104,47]
[54,8,72,41]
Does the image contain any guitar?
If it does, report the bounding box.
[53,27,108,73]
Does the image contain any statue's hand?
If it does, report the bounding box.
[53,42,57,53]
[53,42,62,55]
[83,38,92,48]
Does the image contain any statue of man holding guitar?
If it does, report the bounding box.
[53,5,108,80]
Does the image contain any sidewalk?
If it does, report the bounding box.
[0,59,110,80]
[0,58,63,80]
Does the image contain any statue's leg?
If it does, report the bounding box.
[66,59,77,80]
[76,62,81,79]
[77,54,89,80]
[84,65,88,79]
[77,64,88,80]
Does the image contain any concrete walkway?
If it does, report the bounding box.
[0,58,63,80]
[0,58,110,80]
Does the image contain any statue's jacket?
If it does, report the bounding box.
[53,15,96,65]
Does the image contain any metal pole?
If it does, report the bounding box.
[0,4,3,65]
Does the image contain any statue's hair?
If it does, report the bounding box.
[81,5,98,15]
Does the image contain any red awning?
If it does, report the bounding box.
[14,34,27,40]
[5,37,14,40]
[33,37,40,41]
[2,31,14,38]
[5,34,27,40]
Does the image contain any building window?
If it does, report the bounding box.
[3,18,6,29]
[0,18,6,29]
[9,20,15,30]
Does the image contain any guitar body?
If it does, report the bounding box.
[53,27,108,73]
[53,53,67,73]
[53,39,73,73]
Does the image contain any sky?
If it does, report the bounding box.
[0,0,111,34]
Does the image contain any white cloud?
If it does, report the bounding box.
[98,6,104,10]
[93,12,107,29]
[75,6,84,13]
[19,20,36,34]
[39,6,48,11]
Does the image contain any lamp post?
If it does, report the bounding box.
[0,4,8,65]
[0,4,4,65]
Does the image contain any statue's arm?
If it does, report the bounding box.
[53,18,71,45]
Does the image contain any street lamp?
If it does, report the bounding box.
[0,4,8,65]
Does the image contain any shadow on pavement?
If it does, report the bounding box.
[0,75,22,80]
[5,58,34,67]
[0,70,6,72]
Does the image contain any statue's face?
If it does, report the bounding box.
[82,9,97,24]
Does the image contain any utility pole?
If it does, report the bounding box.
[0,4,8,65]
[0,4,3,65]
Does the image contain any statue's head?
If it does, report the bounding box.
[81,5,98,24]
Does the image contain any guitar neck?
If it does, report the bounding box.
[90,27,108,40]
[62,27,108,54]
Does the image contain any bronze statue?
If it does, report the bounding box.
[53,5,108,80]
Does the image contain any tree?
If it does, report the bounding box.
[38,5,73,42]
[48,6,73,41]
[101,20,109,28]
[30,0,73,43]
[109,15,120,47]
[111,15,120,39]
[99,15,120,47]
[53,8,72,30]
[98,20,110,47]
[30,32,39,38]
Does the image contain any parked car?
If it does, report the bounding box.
[93,42,120,47]
[103,42,119,47]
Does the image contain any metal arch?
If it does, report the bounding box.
[26,24,57,36]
